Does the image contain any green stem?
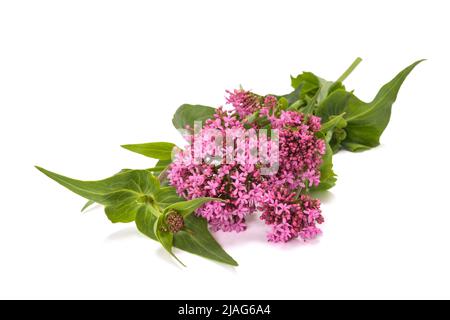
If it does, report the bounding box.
[336,57,362,83]
[293,187,303,200]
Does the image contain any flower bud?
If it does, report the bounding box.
[165,211,184,233]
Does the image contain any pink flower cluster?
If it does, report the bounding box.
[261,190,323,242]
[168,89,326,242]
[225,89,261,118]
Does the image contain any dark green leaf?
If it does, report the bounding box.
[121,142,176,160]
[316,90,351,123]
[317,60,424,151]
[320,113,347,135]
[315,140,337,191]
[175,215,238,266]
[36,167,160,223]
[172,104,216,130]
[281,83,304,105]
[135,207,238,266]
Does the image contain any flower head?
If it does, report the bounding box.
[168,89,326,242]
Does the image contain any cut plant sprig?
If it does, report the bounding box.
[36,58,423,266]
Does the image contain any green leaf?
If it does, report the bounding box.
[317,60,424,151]
[81,200,95,212]
[80,168,139,212]
[172,104,216,130]
[175,215,238,266]
[154,214,185,266]
[154,187,184,208]
[314,140,337,191]
[36,167,160,223]
[284,72,338,111]
[135,206,157,239]
[278,97,289,110]
[281,83,304,105]
[148,159,172,173]
[320,113,347,135]
[285,58,361,113]
[300,88,320,114]
[148,159,172,186]
[121,142,176,160]
[164,197,221,218]
[291,72,320,94]
[317,78,334,104]
[135,207,238,266]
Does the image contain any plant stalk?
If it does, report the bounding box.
[336,57,362,83]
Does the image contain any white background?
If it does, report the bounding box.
[1,0,449,299]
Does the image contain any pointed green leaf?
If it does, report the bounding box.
[343,60,424,150]
[172,104,216,130]
[175,215,238,266]
[121,142,176,160]
[317,60,424,151]
[135,209,238,266]
[164,197,221,217]
[36,167,160,223]
[80,168,141,212]
[153,214,185,266]
[81,200,95,212]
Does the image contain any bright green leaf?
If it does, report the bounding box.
[121,142,176,160]
[148,159,172,174]
[154,187,184,208]
[154,214,185,266]
[291,72,320,93]
[36,167,160,223]
[80,168,140,212]
[164,197,221,217]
